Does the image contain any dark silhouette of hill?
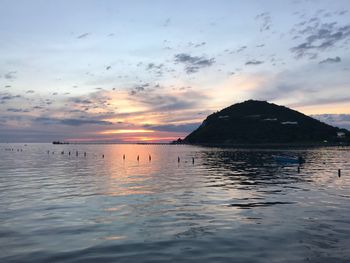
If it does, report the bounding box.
[184,100,349,144]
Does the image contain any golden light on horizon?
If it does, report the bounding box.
[99,129,155,135]
[296,102,350,115]
[120,136,179,142]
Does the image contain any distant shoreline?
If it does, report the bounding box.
[55,141,349,148]
[1,142,349,149]
[182,142,350,149]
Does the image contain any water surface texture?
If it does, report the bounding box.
[1,144,350,262]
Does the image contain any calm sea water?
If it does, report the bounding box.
[1,143,350,262]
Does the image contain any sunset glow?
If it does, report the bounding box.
[99,129,155,135]
[0,0,349,142]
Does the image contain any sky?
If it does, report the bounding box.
[0,0,350,142]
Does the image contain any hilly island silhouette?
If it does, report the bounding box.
[183,100,350,145]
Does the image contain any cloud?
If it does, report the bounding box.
[70,98,93,104]
[255,12,272,32]
[4,71,17,80]
[35,117,113,126]
[146,63,163,70]
[129,83,150,95]
[163,18,171,27]
[194,42,206,48]
[143,123,201,133]
[290,22,350,58]
[145,63,164,77]
[246,63,350,108]
[311,114,350,130]
[187,42,206,48]
[336,10,348,16]
[289,96,350,108]
[77,33,90,39]
[7,108,30,113]
[174,53,215,74]
[33,106,44,110]
[236,46,247,53]
[245,60,264,65]
[319,56,341,64]
[0,93,21,103]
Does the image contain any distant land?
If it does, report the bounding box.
[182,100,350,145]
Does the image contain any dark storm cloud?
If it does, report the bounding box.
[290,21,350,58]
[174,53,215,74]
[245,60,264,65]
[255,12,272,32]
[35,117,112,126]
[319,56,341,64]
[143,123,201,133]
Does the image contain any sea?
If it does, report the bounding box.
[1,143,349,262]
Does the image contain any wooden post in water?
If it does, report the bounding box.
[69,151,71,156]
[76,151,78,156]
[149,154,151,162]
[123,154,125,160]
[338,169,341,177]
[102,154,104,158]
[298,166,300,173]
[192,157,194,164]
[137,155,139,162]
[84,152,87,157]
[178,156,180,163]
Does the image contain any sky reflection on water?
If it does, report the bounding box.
[1,144,350,262]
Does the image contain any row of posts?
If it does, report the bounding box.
[5,149,343,175]
[46,150,196,164]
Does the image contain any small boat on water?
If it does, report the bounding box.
[273,155,304,164]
